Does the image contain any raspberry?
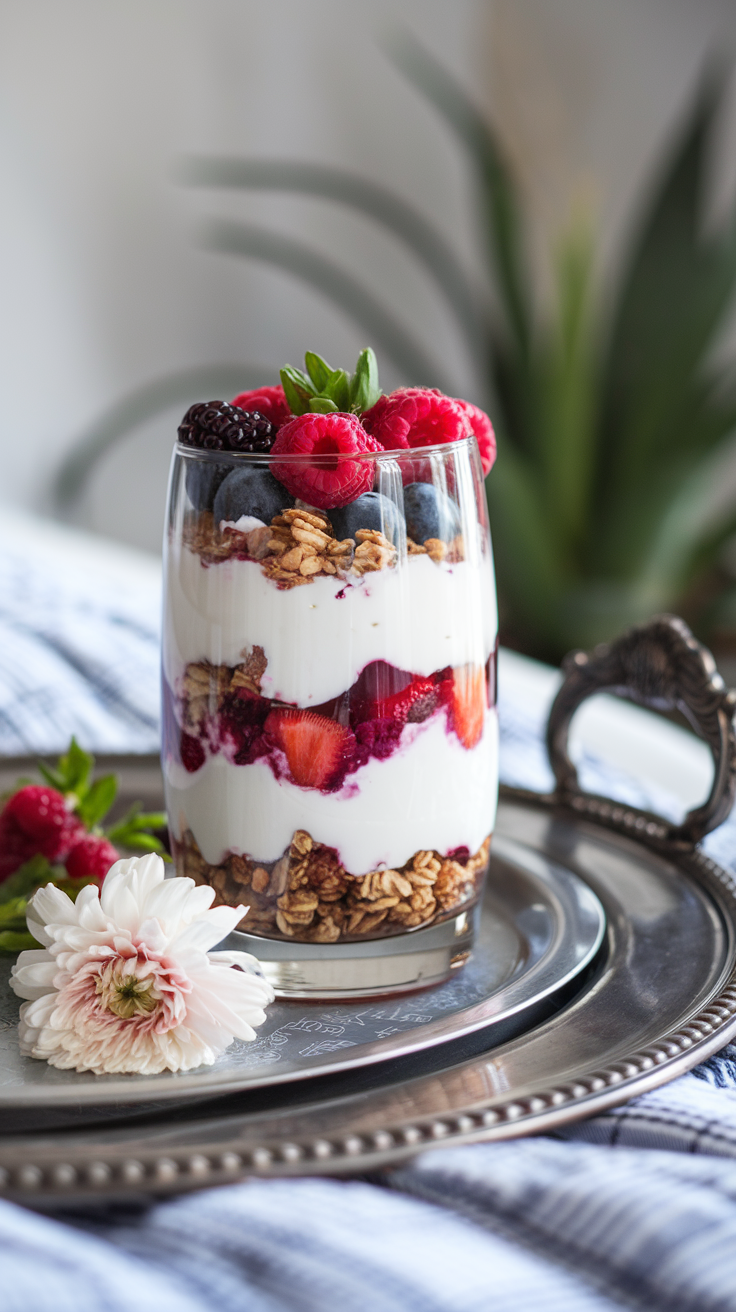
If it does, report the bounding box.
[231,385,291,430]
[178,401,275,453]
[181,731,205,774]
[65,834,120,882]
[362,388,468,452]
[0,786,84,879]
[270,413,381,509]
[455,399,496,477]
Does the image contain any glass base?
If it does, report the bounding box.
[222,908,476,999]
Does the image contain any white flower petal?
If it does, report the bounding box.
[169,904,247,955]
[10,951,57,1000]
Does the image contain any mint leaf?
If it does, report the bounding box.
[350,348,381,413]
[304,352,333,391]
[280,366,316,416]
[56,737,94,799]
[76,774,117,829]
[323,369,351,411]
[107,807,171,861]
[36,761,65,791]
[309,397,339,414]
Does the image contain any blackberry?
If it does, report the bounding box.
[178,401,275,453]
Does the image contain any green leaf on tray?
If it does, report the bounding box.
[75,773,118,829]
[0,931,39,954]
[107,805,170,860]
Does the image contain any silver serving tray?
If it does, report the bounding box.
[3,617,736,1201]
[0,830,604,1111]
[2,788,736,1202]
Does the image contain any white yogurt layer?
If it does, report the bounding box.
[165,709,498,874]
[165,548,498,707]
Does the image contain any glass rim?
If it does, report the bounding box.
[174,434,478,466]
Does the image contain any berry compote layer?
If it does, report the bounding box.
[163,352,498,944]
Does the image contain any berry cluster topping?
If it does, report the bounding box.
[178,347,497,518]
[178,401,275,453]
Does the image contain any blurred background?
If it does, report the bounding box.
[4,0,736,667]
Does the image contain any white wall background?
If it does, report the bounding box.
[1,0,736,552]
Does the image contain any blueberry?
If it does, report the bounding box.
[329,492,403,542]
[213,466,293,525]
[184,460,229,512]
[403,483,461,544]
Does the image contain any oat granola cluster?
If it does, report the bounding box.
[180,647,267,733]
[173,827,491,943]
[182,505,463,581]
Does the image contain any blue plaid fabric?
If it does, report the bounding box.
[4,514,736,1310]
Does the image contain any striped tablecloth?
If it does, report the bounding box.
[3,511,736,1311]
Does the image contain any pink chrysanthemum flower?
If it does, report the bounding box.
[10,853,274,1075]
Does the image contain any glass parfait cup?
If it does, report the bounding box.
[162,435,498,997]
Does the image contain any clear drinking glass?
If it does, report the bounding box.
[162,434,498,996]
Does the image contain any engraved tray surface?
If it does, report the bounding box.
[0,830,604,1108]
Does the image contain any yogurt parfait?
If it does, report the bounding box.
[162,349,498,979]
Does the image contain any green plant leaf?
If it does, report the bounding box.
[107,806,170,860]
[599,69,736,519]
[204,220,453,391]
[387,37,532,389]
[76,774,117,829]
[537,217,598,553]
[304,351,333,391]
[182,156,492,382]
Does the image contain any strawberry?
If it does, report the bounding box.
[270,412,381,509]
[350,662,438,725]
[362,388,467,452]
[450,665,486,749]
[0,785,84,879]
[231,384,291,430]
[454,399,496,477]
[65,834,119,882]
[265,709,355,789]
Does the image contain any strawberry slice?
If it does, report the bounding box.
[450,665,486,749]
[265,709,355,789]
[349,662,438,725]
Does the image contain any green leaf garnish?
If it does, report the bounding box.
[0,855,56,905]
[76,774,118,829]
[349,347,381,412]
[309,396,339,414]
[107,806,170,860]
[304,351,333,391]
[281,349,382,417]
[280,365,316,415]
[0,931,39,954]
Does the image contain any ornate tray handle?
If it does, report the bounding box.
[546,615,736,848]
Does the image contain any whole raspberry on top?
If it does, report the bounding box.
[0,786,83,878]
[65,834,120,882]
[455,399,496,477]
[231,384,291,430]
[271,412,381,509]
[362,388,468,452]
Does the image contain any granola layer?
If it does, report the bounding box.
[182,505,464,586]
[173,827,491,943]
